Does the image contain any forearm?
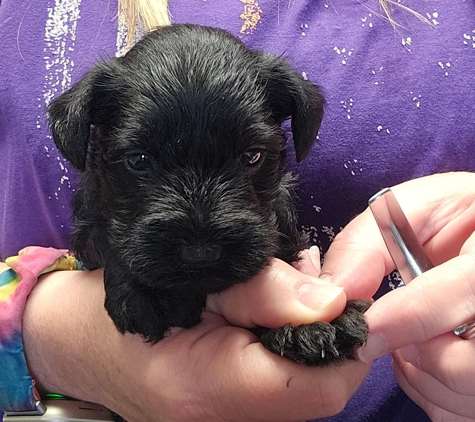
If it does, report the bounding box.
[22,270,124,408]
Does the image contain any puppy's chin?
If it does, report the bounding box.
[116,241,276,294]
[160,260,271,293]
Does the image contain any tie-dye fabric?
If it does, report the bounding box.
[0,1,473,421]
[0,247,83,417]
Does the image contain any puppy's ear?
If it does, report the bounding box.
[47,63,114,171]
[260,54,325,162]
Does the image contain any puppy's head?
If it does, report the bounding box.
[48,24,324,293]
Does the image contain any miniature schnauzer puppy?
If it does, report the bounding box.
[48,24,369,366]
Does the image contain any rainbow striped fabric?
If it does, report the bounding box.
[0,247,82,416]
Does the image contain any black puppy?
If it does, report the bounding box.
[49,24,369,366]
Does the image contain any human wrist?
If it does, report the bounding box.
[22,269,110,401]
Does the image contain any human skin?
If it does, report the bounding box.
[15,171,475,421]
[320,172,475,421]
[17,254,371,422]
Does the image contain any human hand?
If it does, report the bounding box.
[22,253,370,422]
[319,172,475,421]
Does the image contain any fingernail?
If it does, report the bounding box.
[298,283,345,311]
[318,271,333,283]
[357,333,388,363]
[308,246,321,269]
[398,344,421,369]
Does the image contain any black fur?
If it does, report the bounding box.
[48,24,368,366]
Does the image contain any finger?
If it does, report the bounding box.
[295,246,321,277]
[396,334,475,396]
[206,258,347,328]
[391,173,475,266]
[319,208,392,299]
[394,365,475,422]
[460,228,475,255]
[320,172,475,299]
[393,353,475,420]
[357,252,475,362]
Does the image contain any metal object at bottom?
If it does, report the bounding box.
[3,399,115,422]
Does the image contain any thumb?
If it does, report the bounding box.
[206,258,347,328]
[319,208,393,299]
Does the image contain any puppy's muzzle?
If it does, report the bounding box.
[180,243,223,268]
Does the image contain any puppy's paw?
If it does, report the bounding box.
[257,299,371,366]
[105,286,170,343]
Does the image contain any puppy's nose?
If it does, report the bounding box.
[180,243,223,267]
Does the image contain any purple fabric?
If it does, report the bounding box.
[0,1,474,420]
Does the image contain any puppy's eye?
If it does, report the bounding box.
[242,150,262,166]
[126,153,151,174]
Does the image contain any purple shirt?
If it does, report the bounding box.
[1,1,474,421]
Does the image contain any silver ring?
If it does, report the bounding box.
[453,319,475,340]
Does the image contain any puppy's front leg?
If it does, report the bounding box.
[103,268,170,342]
[273,173,309,263]
[255,299,371,366]
[103,267,206,343]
